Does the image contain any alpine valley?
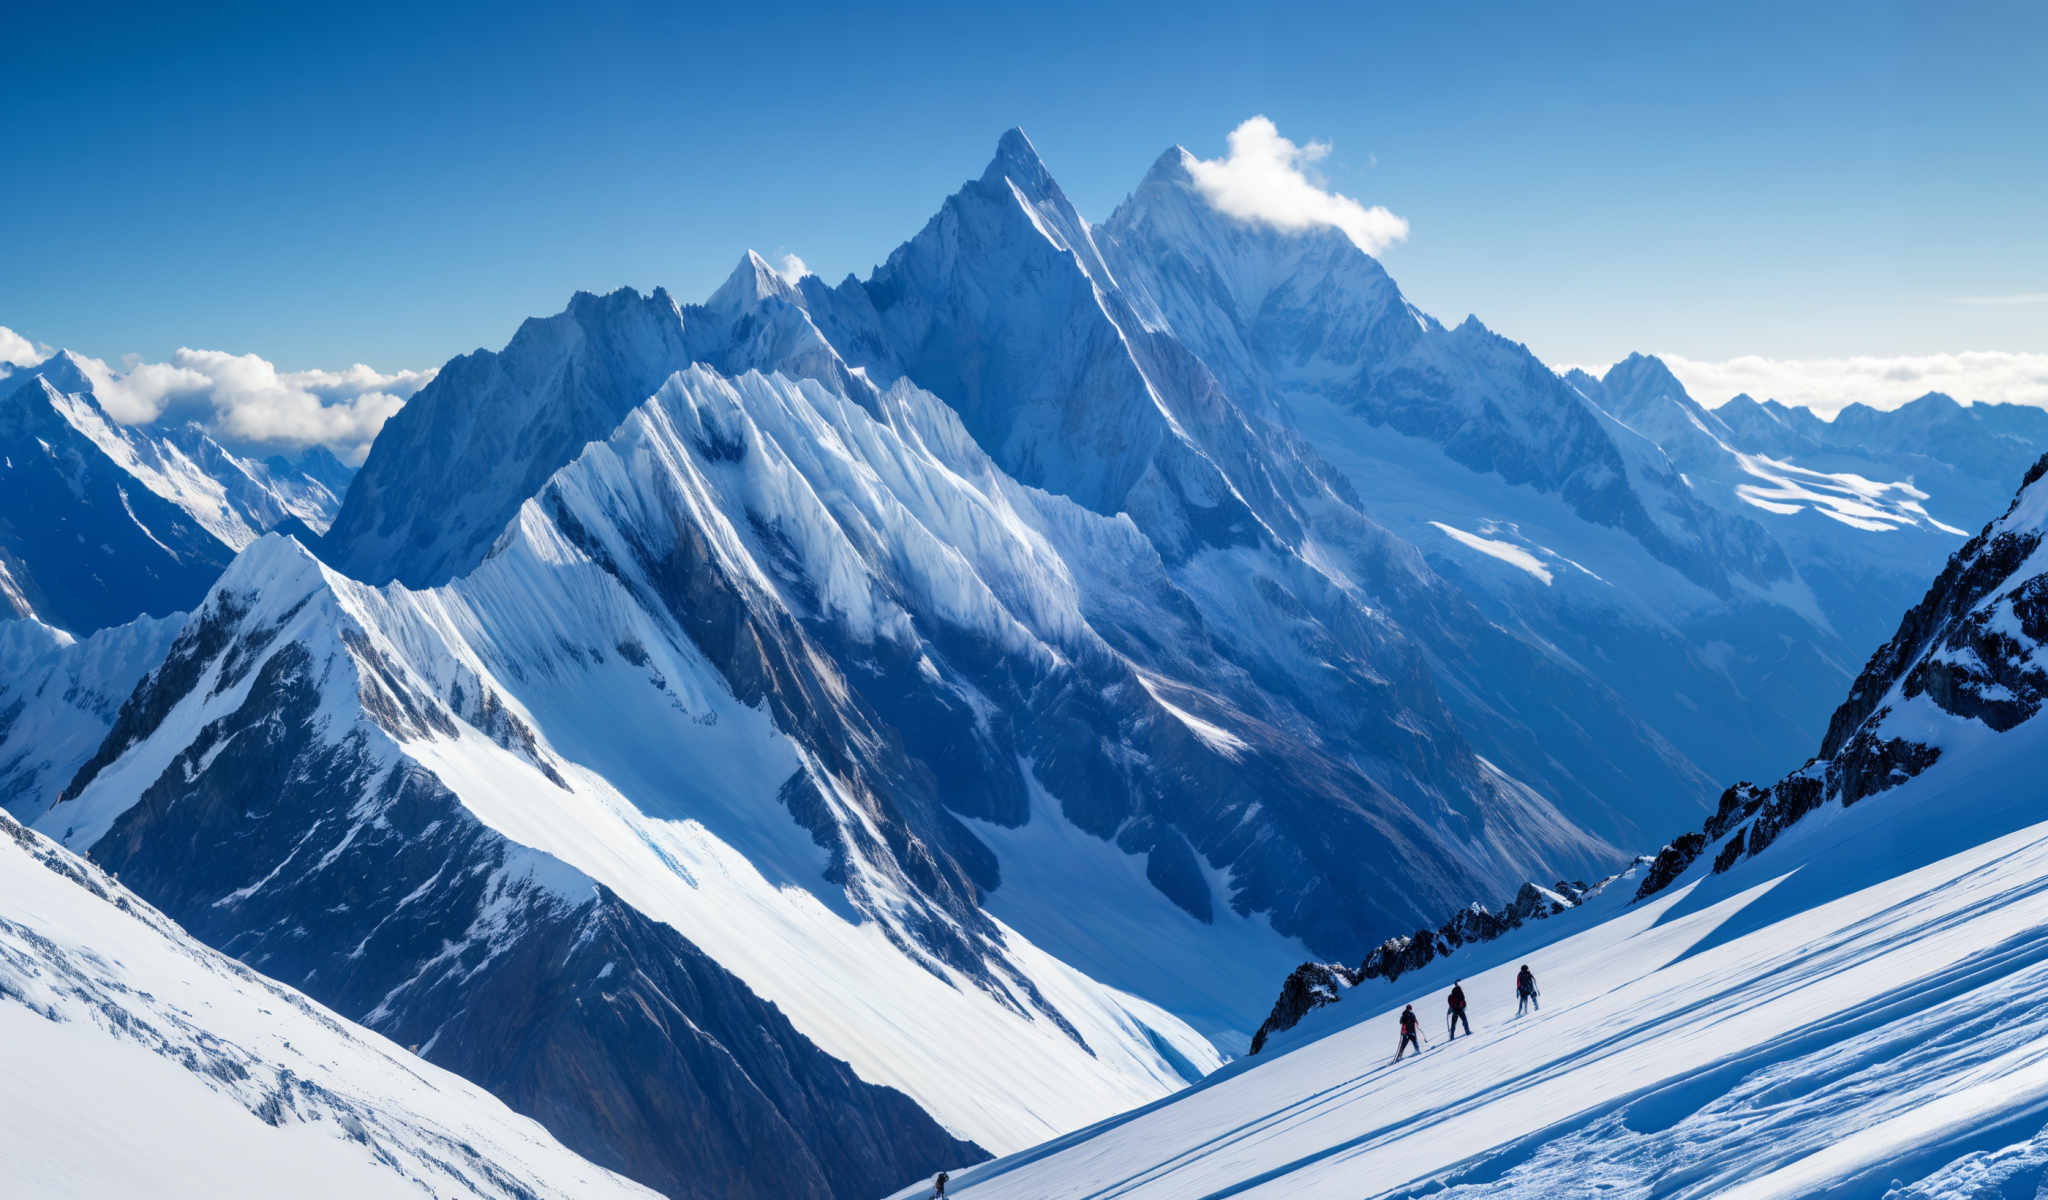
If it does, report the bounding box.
[4,129,2043,1199]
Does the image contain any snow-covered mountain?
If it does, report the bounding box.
[0,354,234,632]
[913,452,2048,1198]
[0,354,351,634]
[38,528,1008,1198]
[1085,144,2023,793]
[34,346,1611,1180]
[11,127,2048,1199]
[0,807,659,1199]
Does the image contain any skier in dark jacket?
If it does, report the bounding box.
[1446,981,1471,1038]
[1516,964,1540,1015]
[933,1170,950,1197]
[1396,1004,1423,1060]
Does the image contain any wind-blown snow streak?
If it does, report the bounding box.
[1428,521,1554,585]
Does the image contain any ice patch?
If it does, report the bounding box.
[1429,521,1555,585]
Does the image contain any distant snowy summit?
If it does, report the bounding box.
[0,352,351,633]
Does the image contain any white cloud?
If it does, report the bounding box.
[1944,293,2048,307]
[1186,116,1409,255]
[64,345,434,463]
[771,252,810,285]
[1652,351,2048,418]
[0,325,50,369]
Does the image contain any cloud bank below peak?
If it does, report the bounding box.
[1657,350,2048,418]
[0,324,431,463]
[1186,116,1409,255]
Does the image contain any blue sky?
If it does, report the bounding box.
[5,0,2043,403]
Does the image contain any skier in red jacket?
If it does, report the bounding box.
[1446,981,1472,1039]
[1396,1004,1423,1060]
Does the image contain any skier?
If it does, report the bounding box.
[933,1170,950,1197]
[1396,1003,1423,1061]
[1516,964,1540,1015]
[1446,980,1471,1039]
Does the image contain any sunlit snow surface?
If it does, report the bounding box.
[901,728,2048,1198]
[0,815,655,1199]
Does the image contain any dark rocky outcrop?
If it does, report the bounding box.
[1248,962,1361,1055]
[1247,875,1618,1054]
[1633,833,1707,901]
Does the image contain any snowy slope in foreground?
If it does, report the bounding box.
[0,810,652,1200]
[902,737,2048,1198]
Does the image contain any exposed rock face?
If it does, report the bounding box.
[1633,833,1708,901]
[1249,963,1361,1055]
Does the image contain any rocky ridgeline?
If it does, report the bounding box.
[1247,874,1640,1054]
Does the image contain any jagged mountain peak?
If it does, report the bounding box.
[23,348,100,399]
[706,250,805,317]
[1602,351,1687,392]
[325,282,699,587]
[1595,352,1720,432]
[985,126,1052,185]
[951,124,1119,292]
[563,282,679,318]
[1903,390,1964,413]
[215,527,332,593]
[1140,144,1198,186]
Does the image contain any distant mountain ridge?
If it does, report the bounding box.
[0,352,351,634]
